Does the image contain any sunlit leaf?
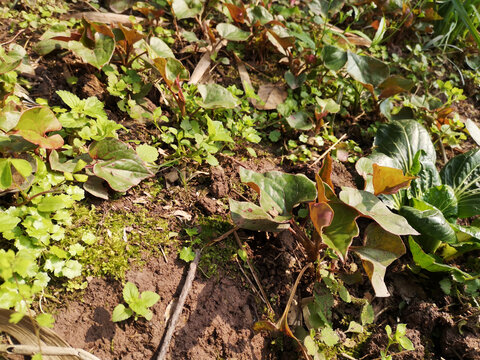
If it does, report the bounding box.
[230,169,317,231]
[372,164,415,196]
[339,187,419,236]
[68,31,115,69]
[441,149,480,218]
[14,107,64,149]
[465,119,480,146]
[148,37,175,58]
[399,199,456,253]
[408,237,470,279]
[172,0,203,20]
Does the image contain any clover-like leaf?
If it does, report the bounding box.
[14,107,64,149]
[339,187,419,236]
[354,223,406,297]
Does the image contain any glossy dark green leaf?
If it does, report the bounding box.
[372,120,436,171]
[346,52,389,87]
[423,185,458,220]
[440,149,480,218]
[399,199,456,253]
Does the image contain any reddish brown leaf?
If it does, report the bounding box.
[90,22,115,38]
[118,23,143,46]
[225,3,246,24]
[378,75,414,99]
[309,202,334,236]
[319,153,334,191]
[315,174,328,203]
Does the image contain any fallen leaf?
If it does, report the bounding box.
[254,83,287,110]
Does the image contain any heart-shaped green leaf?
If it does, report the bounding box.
[321,45,347,71]
[346,52,389,87]
[229,199,291,231]
[89,138,154,192]
[241,168,317,216]
[197,84,240,109]
[172,0,203,19]
[339,187,419,236]
[14,107,64,149]
[148,37,175,58]
[230,169,317,231]
[68,32,115,69]
[216,23,251,41]
[354,223,406,297]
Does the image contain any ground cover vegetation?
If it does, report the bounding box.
[1,0,480,358]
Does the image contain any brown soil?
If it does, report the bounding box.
[53,249,267,360]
